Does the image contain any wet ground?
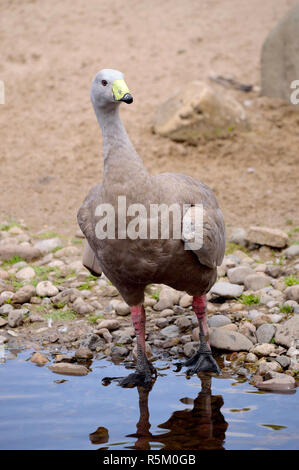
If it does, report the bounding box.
[0,348,298,450]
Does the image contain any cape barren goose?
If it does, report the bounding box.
[78,69,226,387]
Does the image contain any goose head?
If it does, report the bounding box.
[90,69,133,110]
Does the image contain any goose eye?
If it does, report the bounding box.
[101,80,108,86]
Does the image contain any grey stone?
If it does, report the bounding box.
[0,303,14,315]
[15,267,35,280]
[238,321,257,344]
[160,325,180,338]
[256,372,296,392]
[284,245,299,259]
[229,227,247,247]
[275,316,299,348]
[48,363,89,376]
[153,286,181,311]
[210,281,244,298]
[111,346,129,358]
[209,328,253,351]
[0,244,41,262]
[244,273,272,291]
[275,355,291,369]
[208,314,231,328]
[72,297,94,315]
[114,301,130,316]
[183,341,199,358]
[284,300,299,314]
[261,3,299,110]
[8,310,23,328]
[36,281,59,297]
[75,346,93,360]
[227,266,254,285]
[12,285,36,304]
[97,319,120,331]
[179,293,193,308]
[0,317,8,327]
[51,288,81,306]
[246,226,288,248]
[265,265,281,278]
[156,317,169,328]
[175,317,192,330]
[153,80,248,144]
[34,238,63,254]
[247,309,262,321]
[257,361,282,375]
[251,343,276,356]
[285,285,299,302]
[256,324,276,344]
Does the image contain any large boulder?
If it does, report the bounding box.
[261,4,299,110]
[153,81,248,144]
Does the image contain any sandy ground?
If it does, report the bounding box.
[0,0,298,235]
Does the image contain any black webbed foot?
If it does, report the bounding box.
[174,320,220,376]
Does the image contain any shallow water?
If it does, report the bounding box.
[0,349,298,450]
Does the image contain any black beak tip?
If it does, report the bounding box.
[121,93,133,104]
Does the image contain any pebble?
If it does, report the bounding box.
[0,317,8,327]
[256,324,276,344]
[0,335,8,344]
[210,281,244,298]
[72,297,94,315]
[48,363,89,376]
[238,321,257,344]
[265,265,281,278]
[283,244,299,259]
[34,238,63,254]
[274,316,299,348]
[30,352,49,366]
[179,293,193,308]
[160,325,180,338]
[8,310,23,328]
[114,301,130,316]
[285,285,299,302]
[111,346,129,358]
[153,286,181,311]
[12,285,36,304]
[175,317,192,330]
[245,352,258,363]
[209,328,253,351]
[251,343,276,356]
[227,266,253,285]
[257,361,282,375]
[156,317,169,328]
[256,371,296,392]
[0,303,14,315]
[208,315,231,328]
[96,319,120,331]
[246,226,289,248]
[275,355,291,369]
[183,341,199,357]
[36,281,59,297]
[244,273,272,291]
[15,267,35,280]
[229,227,247,246]
[75,346,93,360]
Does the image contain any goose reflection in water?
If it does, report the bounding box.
[89,374,228,450]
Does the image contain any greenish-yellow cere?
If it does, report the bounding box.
[112,79,130,101]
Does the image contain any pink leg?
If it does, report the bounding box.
[119,305,156,388]
[131,305,146,360]
[192,295,210,346]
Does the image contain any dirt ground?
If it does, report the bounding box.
[0,0,298,235]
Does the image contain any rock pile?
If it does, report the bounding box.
[0,221,298,391]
